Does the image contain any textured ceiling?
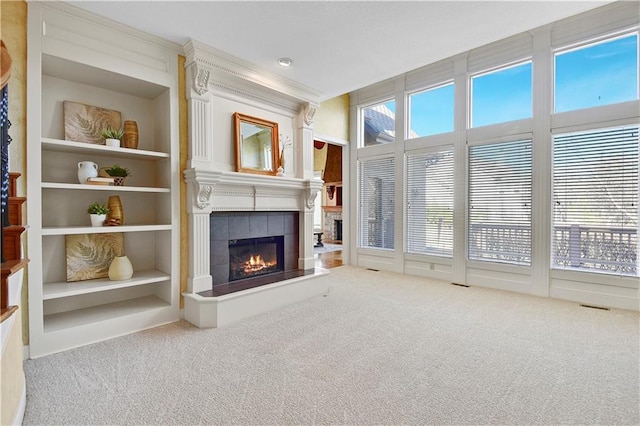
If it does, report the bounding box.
[68,1,611,101]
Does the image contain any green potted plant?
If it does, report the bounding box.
[87,201,110,227]
[103,164,131,186]
[101,127,124,148]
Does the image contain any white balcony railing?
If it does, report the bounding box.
[366,220,638,276]
[553,224,637,275]
[468,223,532,265]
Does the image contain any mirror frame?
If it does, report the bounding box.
[234,112,280,176]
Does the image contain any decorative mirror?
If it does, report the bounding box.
[234,112,279,175]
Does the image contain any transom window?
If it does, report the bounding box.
[555,33,639,113]
[361,100,396,147]
[470,61,532,128]
[408,83,454,138]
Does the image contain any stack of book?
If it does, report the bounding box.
[86,177,115,186]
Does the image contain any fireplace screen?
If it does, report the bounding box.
[228,236,284,281]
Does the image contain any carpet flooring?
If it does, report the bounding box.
[23,266,639,425]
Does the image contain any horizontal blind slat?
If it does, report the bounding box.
[359,157,395,250]
[552,125,638,277]
[406,148,454,257]
[468,139,532,266]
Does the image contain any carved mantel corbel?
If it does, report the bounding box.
[303,102,318,126]
[194,181,213,210]
[190,62,211,97]
[304,179,324,210]
[183,168,223,213]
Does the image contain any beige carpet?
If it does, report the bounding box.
[23,266,639,425]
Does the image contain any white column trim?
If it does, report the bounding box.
[187,213,213,293]
[452,54,469,285]
[531,25,553,297]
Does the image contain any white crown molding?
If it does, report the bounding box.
[183,39,321,108]
[36,1,183,54]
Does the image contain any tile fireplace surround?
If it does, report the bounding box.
[210,211,300,286]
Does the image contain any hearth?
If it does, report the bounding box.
[229,236,284,281]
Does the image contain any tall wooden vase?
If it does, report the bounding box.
[122,120,139,149]
[106,195,124,226]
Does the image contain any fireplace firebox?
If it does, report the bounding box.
[229,236,284,281]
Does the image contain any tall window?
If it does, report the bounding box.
[470,61,532,128]
[408,83,454,138]
[406,148,454,257]
[553,126,638,276]
[468,139,532,265]
[358,157,395,249]
[362,100,396,147]
[555,33,638,113]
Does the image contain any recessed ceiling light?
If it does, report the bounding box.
[278,57,293,67]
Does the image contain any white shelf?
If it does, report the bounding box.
[42,182,170,193]
[43,270,170,300]
[43,295,170,333]
[42,138,169,159]
[42,224,171,235]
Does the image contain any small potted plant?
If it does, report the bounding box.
[87,201,110,227]
[103,164,131,186]
[101,127,124,148]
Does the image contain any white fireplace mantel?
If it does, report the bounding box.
[184,168,324,213]
[184,167,324,294]
[181,40,330,328]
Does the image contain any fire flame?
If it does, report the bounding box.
[243,254,274,274]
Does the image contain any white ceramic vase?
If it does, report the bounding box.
[77,161,98,184]
[89,213,106,227]
[108,256,133,281]
[105,138,120,148]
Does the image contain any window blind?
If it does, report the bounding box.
[468,139,532,265]
[553,126,638,276]
[358,157,395,249]
[406,148,454,257]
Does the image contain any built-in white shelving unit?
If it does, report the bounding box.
[27,3,180,357]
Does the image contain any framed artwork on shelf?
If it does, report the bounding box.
[65,233,124,282]
[63,101,122,144]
